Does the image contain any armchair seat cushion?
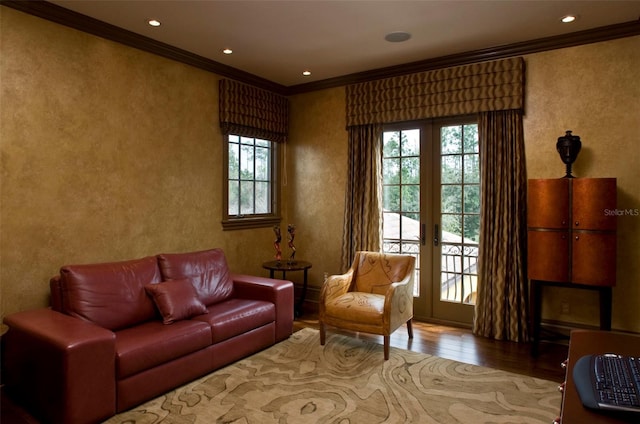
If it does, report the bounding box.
[325,292,385,325]
[116,320,211,379]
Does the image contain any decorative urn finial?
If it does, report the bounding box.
[556,130,582,178]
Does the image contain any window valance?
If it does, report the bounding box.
[219,79,289,143]
[346,57,525,127]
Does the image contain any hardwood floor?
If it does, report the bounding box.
[1,315,568,424]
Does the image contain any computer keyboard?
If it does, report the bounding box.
[573,353,640,415]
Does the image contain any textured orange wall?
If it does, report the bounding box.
[523,36,640,332]
[0,8,280,318]
[288,88,348,289]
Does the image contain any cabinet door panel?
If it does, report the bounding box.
[572,232,617,286]
[527,230,570,282]
[572,178,617,231]
[528,179,570,229]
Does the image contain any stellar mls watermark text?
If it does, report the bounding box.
[604,209,639,216]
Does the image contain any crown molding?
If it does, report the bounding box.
[3,1,639,96]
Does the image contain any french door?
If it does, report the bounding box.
[382,118,479,325]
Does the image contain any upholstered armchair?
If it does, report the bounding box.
[319,251,416,360]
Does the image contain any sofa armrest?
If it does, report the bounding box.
[231,273,294,341]
[3,308,116,424]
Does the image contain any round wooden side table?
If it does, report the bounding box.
[262,260,312,317]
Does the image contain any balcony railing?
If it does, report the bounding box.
[383,239,478,303]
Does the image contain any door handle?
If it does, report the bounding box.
[434,224,439,246]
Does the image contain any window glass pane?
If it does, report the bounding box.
[464,154,480,183]
[464,215,480,242]
[463,125,479,153]
[255,138,269,147]
[255,146,269,181]
[383,212,400,240]
[228,181,239,216]
[442,213,462,238]
[401,157,419,184]
[383,158,400,184]
[401,129,420,156]
[441,155,461,183]
[255,182,270,214]
[441,126,462,154]
[462,275,476,304]
[383,185,400,211]
[383,131,400,157]
[401,185,419,212]
[240,144,254,180]
[442,250,461,272]
[240,181,254,214]
[441,272,460,302]
[442,185,461,213]
[463,185,480,213]
[228,143,239,179]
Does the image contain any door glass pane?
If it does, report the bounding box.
[441,156,462,183]
[382,128,421,296]
[440,124,480,305]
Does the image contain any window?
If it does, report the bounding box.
[222,134,280,230]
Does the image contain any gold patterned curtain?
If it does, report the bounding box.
[473,110,528,342]
[341,124,383,271]
[219,79,289,143]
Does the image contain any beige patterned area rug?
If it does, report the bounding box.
[105,328,561,424]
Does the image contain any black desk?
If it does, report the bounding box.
[262,260,312,317]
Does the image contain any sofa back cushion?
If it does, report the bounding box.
[157,248,233,306]
[58,256,162,330]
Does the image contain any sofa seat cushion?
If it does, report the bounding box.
[325,292,385,326]
[115,320,211,379]
[192,299,275,343]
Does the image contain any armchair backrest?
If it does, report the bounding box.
[352,251,415,295]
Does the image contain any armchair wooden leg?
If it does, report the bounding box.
[407,319,413,339]
[384,335,390,360]
[319,321,326,345]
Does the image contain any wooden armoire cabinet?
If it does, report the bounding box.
[527,178,617,354]
[527,178,617,286]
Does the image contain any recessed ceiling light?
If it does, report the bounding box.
[148,19,161,27]
[385,31,411,43]
[302,70,312,76]
[222,48,233,55]
[561,15,577,23]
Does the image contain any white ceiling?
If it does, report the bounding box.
[49,1,640,87]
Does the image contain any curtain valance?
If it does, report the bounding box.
[219,79,289,143]
[346,57,525,127]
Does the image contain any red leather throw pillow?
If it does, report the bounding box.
[145,279,207,324]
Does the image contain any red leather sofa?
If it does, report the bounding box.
[3,248,294,424]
